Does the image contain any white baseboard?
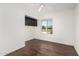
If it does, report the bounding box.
[35,39,73,46]
[74,46,79,56]
[0,42,25,56]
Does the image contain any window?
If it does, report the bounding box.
[42,19,53,34]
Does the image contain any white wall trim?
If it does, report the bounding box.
[74,46,79,56]
[0,43,25,56]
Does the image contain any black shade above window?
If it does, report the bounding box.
[25,15,37,26]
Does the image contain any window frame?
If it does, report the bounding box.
[41,19,53,34]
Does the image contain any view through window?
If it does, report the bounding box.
[42,19,53,34]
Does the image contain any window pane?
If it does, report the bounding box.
[41,19,53,34]
[47,19,53,34]
[42,20,47,33]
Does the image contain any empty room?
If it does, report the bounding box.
[0,3,79,56]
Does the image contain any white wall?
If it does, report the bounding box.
[23,4,75,46]
[0,4,31,55]
[0,3,76,55]
[0,6,4,55]
[74,4,79,55]
[0,3,39,55]
[24,3,75,46]
[34,6,75,46]
[25,4,75,45]
[24,3,41,40]
[25,26,37,40]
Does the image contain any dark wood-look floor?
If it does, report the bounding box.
[6,39,78,56]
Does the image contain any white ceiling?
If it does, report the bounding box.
[0,3,75,10]
[45,3,75,10]
[0,3,76,19]
[24,3,76,10]
[24,3,76,19]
